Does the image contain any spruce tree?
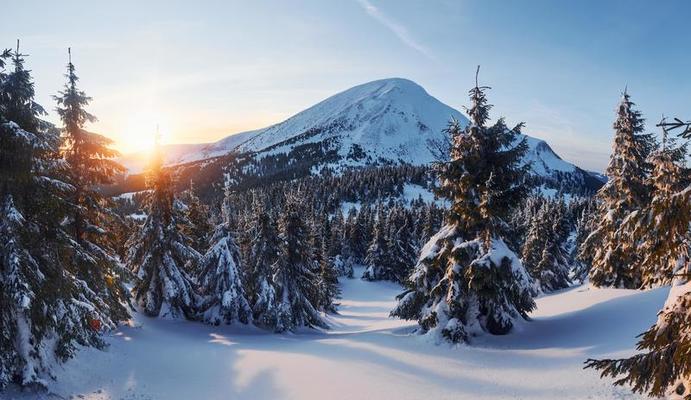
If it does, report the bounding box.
[1,43,123,387]
[628,132,688,288]
[316,211,340,313]
[572,197,597,282]
[586,266,691,398]
[391,69,535,343]
[54,49,129,324]
[581,90,656,288]
[522,199,572,294]
[386,206,417,283]
[329,210,353,277]
[181,182,212,254]
[197,188,252,325]
[362,206,390,281]
[244,195,279,328]
[126,135,200,319]
[272,194,327,332]
[586,123,691,398]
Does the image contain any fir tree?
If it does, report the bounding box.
[586,268,691,398]
[197,202,252,325]
[586,122,691,398]
[272,194,327,332]
[581,90,656,288]
[391,69,535,343]
[330,210,353,278]
[362,206,390,281]
[522,199,572,294]
[386,207,417,283]
[1,43,123,387]
[53,48,129,324]
[181,182,212,254]
[628,131,688,288]
[316,211,340,313]
[126,134,200,319]
[245,195,279,328]
[572,197,597,282]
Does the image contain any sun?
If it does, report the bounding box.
[119,112,172,155]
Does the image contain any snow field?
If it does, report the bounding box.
[9,267,669,400]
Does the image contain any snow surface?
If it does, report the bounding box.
[7,267,669,400]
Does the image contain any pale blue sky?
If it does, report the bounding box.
[3,0,690,170]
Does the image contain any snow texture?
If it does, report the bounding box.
[9,267,670,400]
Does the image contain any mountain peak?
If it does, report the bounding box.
[124,78,601,193]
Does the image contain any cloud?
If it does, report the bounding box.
[356,0,436,60]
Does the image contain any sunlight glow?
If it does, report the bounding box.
[120,111,172,154]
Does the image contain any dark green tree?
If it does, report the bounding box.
[580,90,656,288]
[391,69,535,343]
[54,48,129,323]
[272,194,327,332]
[126,135,200,319]
[586,125,691,398]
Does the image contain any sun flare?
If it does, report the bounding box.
[120,112,171,155]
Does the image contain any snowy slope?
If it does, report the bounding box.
[130,78,593,183]
[175,129,258,165]
[12,269,667,400]
[236,78,465,167]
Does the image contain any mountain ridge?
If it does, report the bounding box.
[117,78,603,194]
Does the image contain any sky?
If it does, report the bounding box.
[3,0,690,171]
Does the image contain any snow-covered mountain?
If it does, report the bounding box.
[119,78,603,193]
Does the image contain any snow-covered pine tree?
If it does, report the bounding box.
[345,205,370,264]
[522,199,572,294]
[342,207,359,264]
[328,210,353,278]
[196,182,251,325]
[126,134,200,319]
[54,49,129,323]
[419,204,438,248]
[362,206,390,281]
[586,121,691,398]
[386,206,417,283]
[1,43,122,387]
[580,90,656,289]
[533,207,572,293]
[521,202,549,284]
[586,251,690,398]
[572,197,598,282]
[391,69,535,343]
[316,211,340,313]
[244,194,279,328]
[627,130,688,288]
[272,194,328,332]
[181,181,212,254]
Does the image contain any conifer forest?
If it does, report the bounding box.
[1,2,690,399]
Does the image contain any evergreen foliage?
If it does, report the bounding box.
[53,49,130,325]
[0,43,127,388]
[521,198,572,293]
[243,195,279,327]
[181,182,212,254]
[126,137,200,319]
[272,194,328,332]
[581,91,657,288]
[391,71,535,343]
[586,123,691,399]
[197,221,252,325]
